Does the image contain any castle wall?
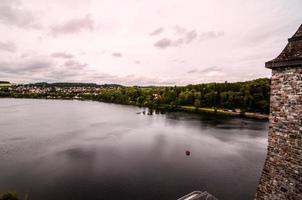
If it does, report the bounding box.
[255,66,302,200]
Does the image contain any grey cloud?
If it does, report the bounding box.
[173,38,184,46]
[69,72,181,86]
[0,0,39,29]
[92,74,179,86]
[64,60,88,69]
[173,26,187,35]
[154,37,184,49]
[24,60,53,72]
[0,56,85,77]
[20,53,29,58]
[154,38,173,49]
[43,64,94,82]
[51,52,74,59]
[186,66,226,83]
[0,59,54,75]
[185,30,197,44]
[0,55,90,82]
[112,52,122,57]
[200,31,224,41]
[51,15,94,36]
[0,55,226,86]
[187,66,222,74]
[200,66,222,73]
[124,76,179,86]
[89,73,116,80]
[46,69,84,81]
[187,69,198,74]
[0,41,17,52]
[150,27,164,36]
[154,28,223,49]
[0,57,223,85]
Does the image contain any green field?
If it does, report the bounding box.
[0,83,14,87]
[180,106,239,116]
[180,106,268,119]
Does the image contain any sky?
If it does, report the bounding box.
[0,0,301,86]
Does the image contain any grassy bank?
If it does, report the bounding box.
[179,106,268,120]
[0,83,14,87]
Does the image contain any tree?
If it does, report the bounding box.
[194,99,201,109]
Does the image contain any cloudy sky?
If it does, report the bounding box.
[0,0,301,85]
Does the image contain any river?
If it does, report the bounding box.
[0,98,268,200]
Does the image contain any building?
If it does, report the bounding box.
[255,25,302,199]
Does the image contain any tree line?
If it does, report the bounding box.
[0,78,270,114]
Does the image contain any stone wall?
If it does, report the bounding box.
[255,66,302,200]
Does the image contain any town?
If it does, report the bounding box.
[0,79,270,119]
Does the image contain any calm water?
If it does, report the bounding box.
[0,99,268,200]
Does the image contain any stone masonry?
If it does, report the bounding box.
[255,25,302,199]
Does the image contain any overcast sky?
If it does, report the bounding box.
[0,0,301,85]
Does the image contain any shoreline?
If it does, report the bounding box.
[1,97,269,120]
[179,106,268,120]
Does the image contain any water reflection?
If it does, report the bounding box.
[0,99,268,200]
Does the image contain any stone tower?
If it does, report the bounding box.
[255,25,302,200]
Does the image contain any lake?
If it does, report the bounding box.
[0,98,268,200]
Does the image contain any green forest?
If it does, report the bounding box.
[98,78,270,114]
[0,78,270,114]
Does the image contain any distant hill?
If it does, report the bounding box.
[0,81,10,84]
[26,82,124,88]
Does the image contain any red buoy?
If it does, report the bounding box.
[185,150,190,156]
